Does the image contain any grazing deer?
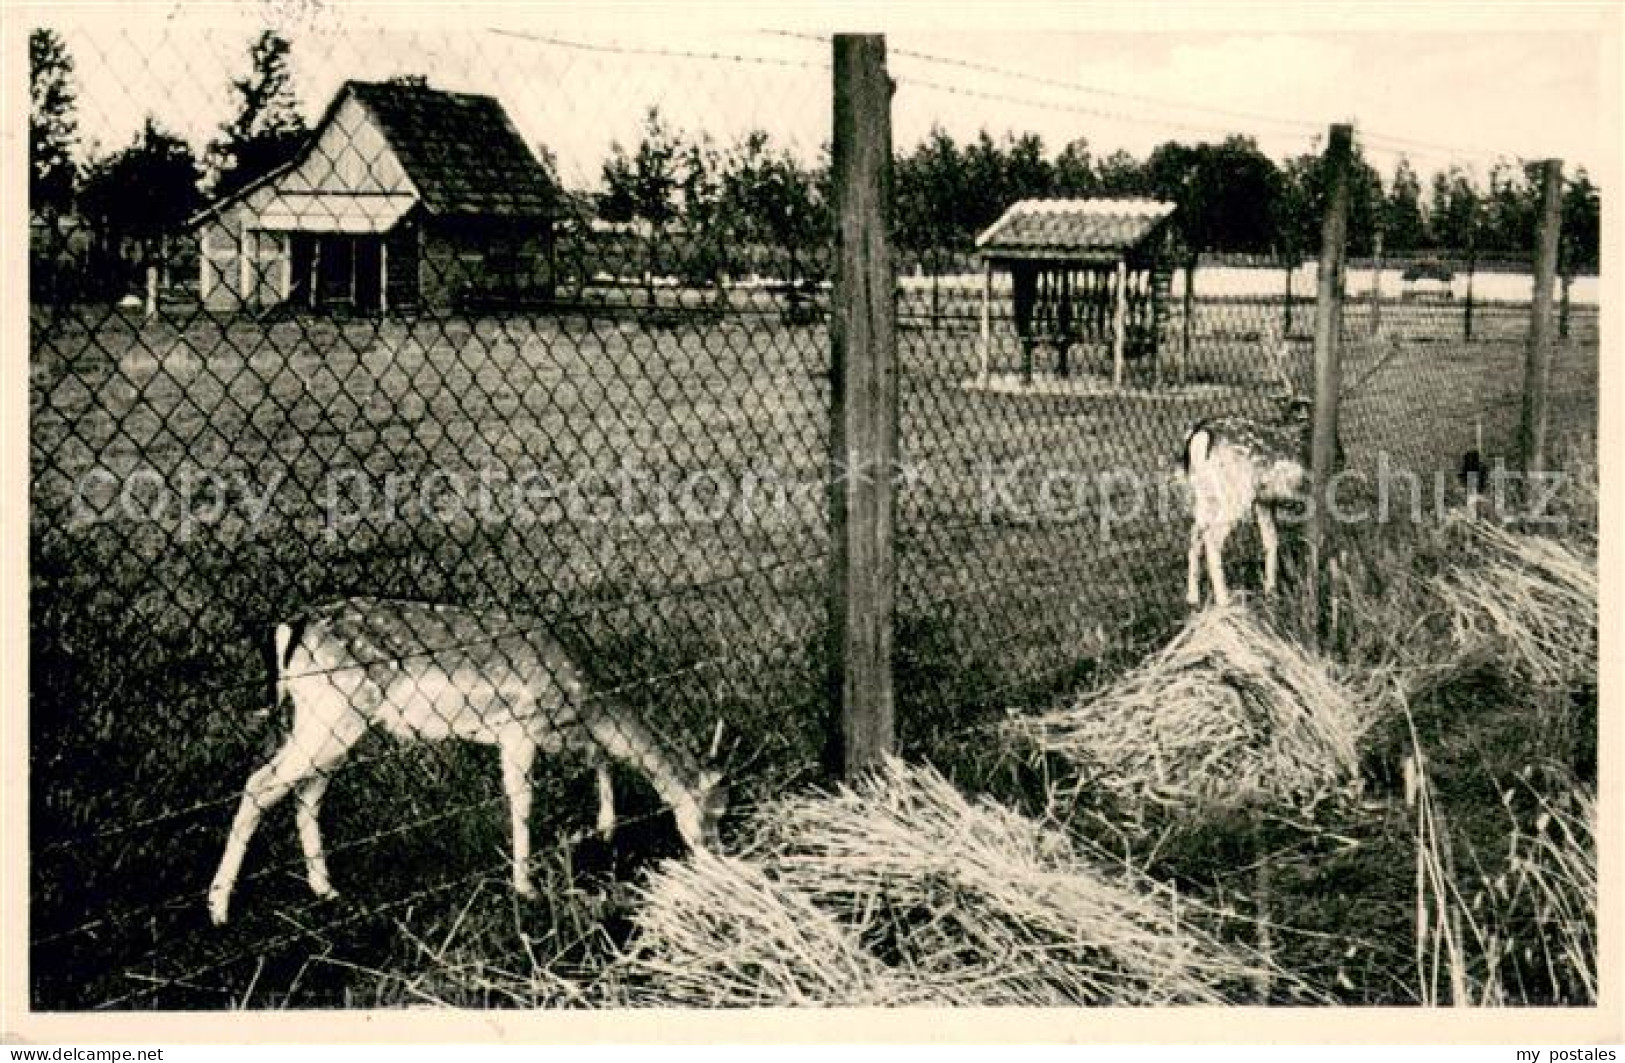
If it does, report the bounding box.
[1181,335,1320,608]
[208,598,728,926]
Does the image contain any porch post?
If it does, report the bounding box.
[238,229,251,308]
[310,238,321,309]
[280,233,291,302]
[380,239,389,314]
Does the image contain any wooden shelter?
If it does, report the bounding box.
[190,79,556,313]
[975,198,1176,386]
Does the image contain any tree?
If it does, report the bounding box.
[210,30,307,198]
[1052,138,1097,197]
[30,28,78,219]
[1277,135,1383,258]
[1478,159,1538,260]
[1561,168,1600,272]
[894,127,966,269]
[1094,149,1148,197]
[1427,166,1481,253]
[600,107,693,305]
[79,116,203,296]
[717,130,826,289]
[1142,136,1281,255]
[1382,157,1427,256]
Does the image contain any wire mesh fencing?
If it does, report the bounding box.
[29,21,833,1008]
[27,21,1599,1010]
[881,60,1600,743]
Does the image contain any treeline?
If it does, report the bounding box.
[892,128,1601,270]
[30,26,1603,307]
[580,116,1602,285]
[30,28,308,301]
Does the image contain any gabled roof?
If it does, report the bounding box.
[977,198,1176,261]
[189,79,555,228]
[344,80,554,218]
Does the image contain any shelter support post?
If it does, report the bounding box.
[1111,258,1127,388]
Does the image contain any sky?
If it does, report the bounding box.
[22,2,1620,191]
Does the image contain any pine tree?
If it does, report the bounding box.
[30,28,78,218]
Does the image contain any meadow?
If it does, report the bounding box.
[28,283,1598,1007]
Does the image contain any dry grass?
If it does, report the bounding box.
[615,849,919,1007]
[1485,778,1597,1003]
[1004,605,1367,815]
[618,758,1296,1006]
[1401,689,1598,1006]
[1431,516,1597,689]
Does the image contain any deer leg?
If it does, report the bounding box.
[210,744,317,926]
[294,773,337,901]
[1204,518,1235,607]
[595,763,617,841]
[500,734,539,899]
[1255,503,1280,597]
[1186,522,1206,606]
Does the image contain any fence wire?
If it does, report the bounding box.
[29,23,832,1009]
[27,22,1598,1010]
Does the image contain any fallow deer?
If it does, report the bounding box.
[1181,336,1319,608]
[208,598,728,926]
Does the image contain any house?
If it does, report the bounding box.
[975,198,1177,387]
[190,78,556,313]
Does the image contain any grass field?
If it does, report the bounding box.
[28,285,1598,1007]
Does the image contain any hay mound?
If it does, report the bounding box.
[621,759,1286,1006]
[1006,605,1366,813]
[1431,517,1597,688]
[617,848,920,1007]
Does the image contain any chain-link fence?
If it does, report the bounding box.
[28,22,1598,1009]
[30,22,836,1008]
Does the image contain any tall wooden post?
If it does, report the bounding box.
[827,34,896,780]
[1308,124,1352,580]
[1519,159,1564,473]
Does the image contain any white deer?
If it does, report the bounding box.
[208,598,728,926]
[1181,332,1318,608]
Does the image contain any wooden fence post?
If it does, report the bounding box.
[1282,257,1294,341]
[1308,124,1352,592]
[1519,159,1564,473]
[827,34,897,780]
[1463,241,1476,342]
[1370,228,1384,337]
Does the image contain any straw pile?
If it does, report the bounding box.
[1431,516,1597,688]
[1005,605,1367,814]
[617,758,1287,1006]
[616,848,920,1007]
